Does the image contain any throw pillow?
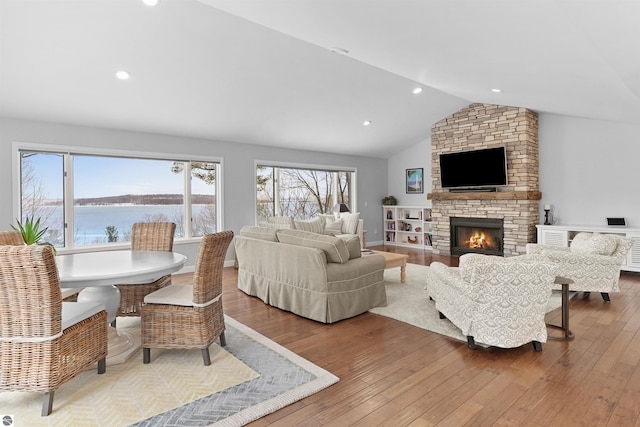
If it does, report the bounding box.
[569,232,594,253]
[293,216,325,234]
[340,212,360,235]
[342,235,361,259]
[266,216,295,229]
[324,219,343,235]
[276,229,350,264]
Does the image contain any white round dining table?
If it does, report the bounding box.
[56,250,187,364]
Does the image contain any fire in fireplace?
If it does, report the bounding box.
[450,217,504,256]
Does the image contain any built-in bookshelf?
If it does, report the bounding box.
[383,205,433,250]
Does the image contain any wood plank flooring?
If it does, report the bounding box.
[173,245,640,426]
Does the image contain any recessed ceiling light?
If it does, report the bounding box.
[329,47,349,55]
[115,70,131,80]
[413,87,423,94]
[142,0,159,6]
[491,88,502,93]
[363,120,372,126]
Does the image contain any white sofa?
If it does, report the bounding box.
[425,253,558,351]
[526,232,633,301]
[234,226,386,323]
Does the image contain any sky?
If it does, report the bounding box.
[26,153,212,199]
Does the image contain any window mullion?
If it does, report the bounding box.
[63,154,74,248]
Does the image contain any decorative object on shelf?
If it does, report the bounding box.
[544,204,551,225]
[386,210,393,219]
[406,168,424,194]
[415,227,422,232]
[407,236,419,244]
[381,195,398,205]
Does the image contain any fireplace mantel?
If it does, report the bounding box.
[427,191,541,201]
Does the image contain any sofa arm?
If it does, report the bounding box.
[541,249,623,268]
[356,219,364,248]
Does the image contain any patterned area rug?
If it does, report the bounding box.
[370,263,562,343]
[1,316,338,427]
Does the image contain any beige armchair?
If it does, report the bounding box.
[426,253,558,351]
[526,232,633,301]
[0,245,107,416]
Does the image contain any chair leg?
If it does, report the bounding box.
[438,311,446,320]
[42,391,54,416]
[202,348,211,366]
[583,291,591,299]
[143,348,151,364]
[110,319,116,328]
[467,336,477,350]
[219,332,227,347]
[601,292,611,302]
[532,341,543,352]
[98,357,106,374]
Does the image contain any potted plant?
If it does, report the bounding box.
[381,195,397,205]
[11,215,56,253]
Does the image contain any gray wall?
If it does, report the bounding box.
[387,138,432,208]
[0,118,388,266]
[389,113,640,230]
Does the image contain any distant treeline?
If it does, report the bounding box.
[73,194,215,206]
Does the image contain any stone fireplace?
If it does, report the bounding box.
[428,103,540,257]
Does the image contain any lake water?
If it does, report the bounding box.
[41,204,215,245]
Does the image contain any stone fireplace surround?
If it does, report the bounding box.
[428,103,541,257]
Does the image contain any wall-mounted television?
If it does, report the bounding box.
[439,146,508,189]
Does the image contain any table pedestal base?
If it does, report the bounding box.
[77,285,141,364]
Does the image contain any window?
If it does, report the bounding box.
[15,144,221,249]
[256,163,355,224]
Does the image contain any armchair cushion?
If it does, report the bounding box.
[61,302,106,331]
[144,284,194,306]
[570,232,617,256]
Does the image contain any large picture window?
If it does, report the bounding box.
[15,144,221,249]
[256,163,355,225]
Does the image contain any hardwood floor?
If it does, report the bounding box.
[175,245,640,426]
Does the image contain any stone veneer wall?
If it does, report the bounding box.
[429,103,540,256]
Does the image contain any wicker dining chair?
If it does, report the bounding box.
[0,230,80,301]
[141,230,234,365]
[0,245,108,416]
[114,222,176,325]
[0,229,26,245]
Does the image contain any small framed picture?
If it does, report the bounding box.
[406,168,423,194]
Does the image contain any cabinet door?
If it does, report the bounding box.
[539,229,568,247]
[626,233,640,270]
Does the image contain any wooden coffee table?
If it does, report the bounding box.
[367,250,409,283]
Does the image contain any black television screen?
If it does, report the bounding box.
[439,147,508,189]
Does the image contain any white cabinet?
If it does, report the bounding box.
[536,225,640,272]
[383,205,433,250]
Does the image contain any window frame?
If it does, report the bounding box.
[254,159,357,224]
[12,141,224,253]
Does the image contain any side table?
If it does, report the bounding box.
[546,276,575,340]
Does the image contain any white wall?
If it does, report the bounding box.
[386,138,432,207]
[538,114,640,227]
[388,114,640,230]
[0,118,388,265]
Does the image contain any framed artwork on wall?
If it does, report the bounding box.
[406,168,423,194]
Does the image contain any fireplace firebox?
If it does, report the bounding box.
[450,217,504,256]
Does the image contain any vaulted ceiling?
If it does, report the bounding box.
[1,0,638,158]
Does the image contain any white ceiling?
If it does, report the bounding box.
[1,0,639,158]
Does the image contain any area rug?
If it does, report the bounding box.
[1,316,338,427]
[370,263,562,343]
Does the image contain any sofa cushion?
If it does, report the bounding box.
[276,229,350,264]
[294,216,325,234]
[340,212,360,235]
[324,219,343,235]
[570,232,617,256]
[239,226,279,242]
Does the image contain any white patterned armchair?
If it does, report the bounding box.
[526,232,633,302]
[425,254,558,351]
